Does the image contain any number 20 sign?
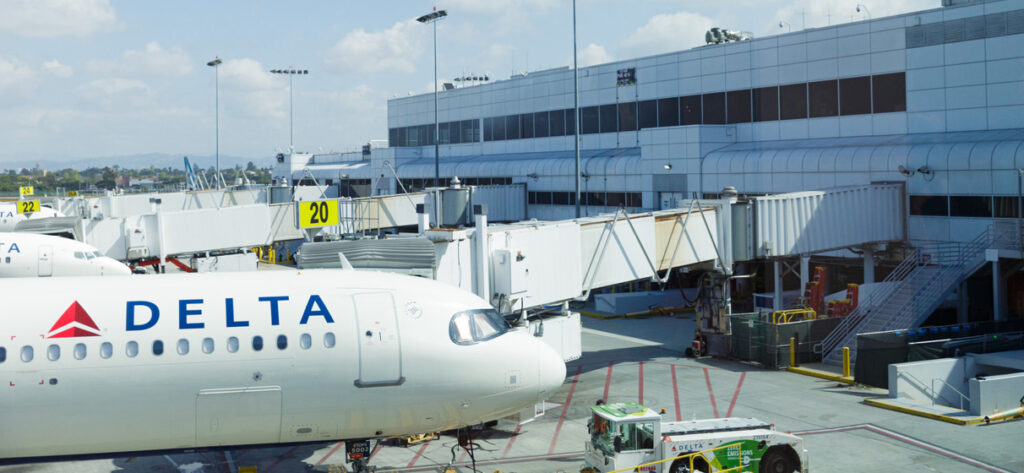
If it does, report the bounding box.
[297,200,339,228]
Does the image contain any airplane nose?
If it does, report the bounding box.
[101,258,132,275]
[537,343,567,400]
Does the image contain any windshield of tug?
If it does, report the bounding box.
[589,403,660,456]
[448,308,512,345]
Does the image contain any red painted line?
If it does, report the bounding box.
[703,367,719,418]
[548,365,581,455]
[313,442,343,466]
[796,424,1013,473]
[263,445,301,473]
[638,361,645,405]
[500,424,523,459]
[602,361,613,402]
[725,372,746,418]
[218,451,231,473]
[407,439,432,467]
[671,364,681,421]
[457,446,468,463]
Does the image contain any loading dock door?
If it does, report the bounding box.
[353,292,403,387]
[196,387,282,447]
[38,245,52,277]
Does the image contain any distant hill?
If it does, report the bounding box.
[0,153,275,171]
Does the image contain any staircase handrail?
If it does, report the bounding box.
[815,246,922,354]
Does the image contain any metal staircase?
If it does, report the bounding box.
[817,224,1019,366]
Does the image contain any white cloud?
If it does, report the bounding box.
[217,58,288,119]
[0,0,119,38]
[577,43,612,68]
[325,19,427,73]
[42,59,73,78]
[0,56,35,95]
[75,78,151,109]
[620,11,714,58]
[86,42,193,77]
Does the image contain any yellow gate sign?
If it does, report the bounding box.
[297,200,339,228]
[67,191,79,197]
[19,186,33,196]
[17,200,40,214]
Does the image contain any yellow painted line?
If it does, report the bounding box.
[863,398,987,426]
[786,366,855,384]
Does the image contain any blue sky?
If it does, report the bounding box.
[0,0,935,165]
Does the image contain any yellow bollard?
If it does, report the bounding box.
[789,337,797,367]
[842,347,851,378]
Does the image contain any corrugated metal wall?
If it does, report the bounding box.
[754,183,905,257]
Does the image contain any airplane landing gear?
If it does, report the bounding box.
[349,459,375,473]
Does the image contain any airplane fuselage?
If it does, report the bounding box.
[0,270,564,459]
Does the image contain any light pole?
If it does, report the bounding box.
[206,58,222,189]
[856,4,871,19]
[417,8,447,189]
[269,68,309,152]
[573,0,581,218]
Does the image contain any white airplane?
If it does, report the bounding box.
[0,269,566,469]
[0,232,131,277]
[0,203,63,232]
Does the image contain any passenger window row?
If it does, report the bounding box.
[0,332,335,364]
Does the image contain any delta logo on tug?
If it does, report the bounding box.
[47,302,102,338]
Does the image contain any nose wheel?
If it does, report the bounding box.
[351,460,373,473]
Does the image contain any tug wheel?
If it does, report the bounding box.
[759,446,799,473]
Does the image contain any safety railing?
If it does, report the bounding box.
[896,370,968,410]
[771,308,817,324]
[605,441,748,473]
[932,377,970,410]
[815,245,921,355]
[819,223,1020,364]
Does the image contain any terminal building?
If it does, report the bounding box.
[274,0,1024,245]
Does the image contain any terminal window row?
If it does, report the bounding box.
[0,333,338,364]
[905,9,1024,49]
[528,191,642,208]
[389,73,905,147]
[910,195,1021,218]
[389,119,481,148]
[400,177,512,193]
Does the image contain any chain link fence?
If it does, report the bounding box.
[729,312,842,369]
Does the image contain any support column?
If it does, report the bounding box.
[993,259,1006,322]
[800,255,810,291]
[773,260,783,311]
[416,203,428,234]
[957,281,969,324]
[473,205,489,301]
[863,246,875,284]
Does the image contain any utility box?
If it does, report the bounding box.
[126,227,148,259]
[491,249,529,302]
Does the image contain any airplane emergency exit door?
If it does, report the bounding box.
[353,292,403,387]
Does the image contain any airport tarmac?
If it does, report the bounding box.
[3,315,1021,473]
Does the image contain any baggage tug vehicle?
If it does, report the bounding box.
[581,403,807,473]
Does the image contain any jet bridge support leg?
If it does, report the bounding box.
[773,260,784,311]
[863,246,876,284]
[799,255,810,291]
[993,258,1006,322]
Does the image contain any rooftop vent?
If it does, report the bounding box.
[705,27,753,44]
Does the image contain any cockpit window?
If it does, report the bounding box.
[449,309,510,345]
[74,251,86,260]
[86,252,97,260]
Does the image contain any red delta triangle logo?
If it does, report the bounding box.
[46,301,101,338]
